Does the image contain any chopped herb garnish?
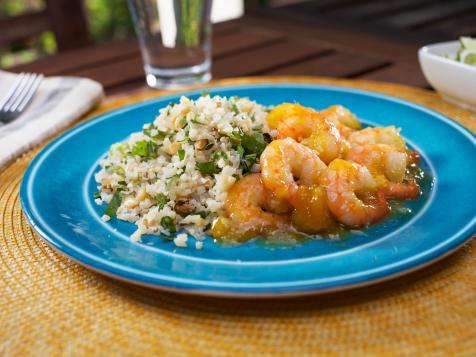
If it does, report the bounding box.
[131,141,159,159]
[105,191,122,218]
[197,211,209,219]
[178,149,186,160]
[231,103,240,114]
[178,117,187,128]
[200,90,211,97]
[236,144,245,158]
[161,216,176,233]
[190,116,203,125]
[154,193,169,210]
[212,151,228,161]
[234,131,267,173]
[143,125,167,140]
[166,173,181,182]
[196,162,221,175]
[240,132,267,156]
[93,192,101,199]
[112,166,125,177]
[244,153,257,162]
[117,181,127,191]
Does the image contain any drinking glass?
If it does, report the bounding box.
[127,0,213,88]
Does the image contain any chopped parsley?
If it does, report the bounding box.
[105,191,122,218]
[197,211,209,219]
[240,132,267,156]
[196,162,220,175]
[230,103,240,114]
[154,193,169,210]
[178,117,187,128]
[190,115,203,125]
[131,141,159,159]
[161,216,176,233]
[143,124,167,140]
[112,166,125,177]
[93,192,101,199]
[230,130,267,173]
[178,149,186,160]
[212,151,228,161]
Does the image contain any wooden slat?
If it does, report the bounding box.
[240,15,422,63]
[10,21,266,75]
[47,27,286,90]
[213,28,283,58]
[61,38,330,88]
[326,0,435,20]
[357,63,429,88]
[46,0,90,50]
[280,0,370,13]
[70,57,144,89]
[267,51,390,78]
[213,39,330,77]
[0,10,49,47]
[9,15,432,93]
[372,0,476,29]
[423,13,476,37]
[11,39,140,75]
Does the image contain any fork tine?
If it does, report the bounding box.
[0,72,26,110]
[15,74,43,112]
[4,73,36,112]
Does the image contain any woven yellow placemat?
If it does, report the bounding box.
[1,77,475,356]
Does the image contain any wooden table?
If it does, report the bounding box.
[11,12,432,96]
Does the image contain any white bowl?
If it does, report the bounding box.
[419,41,476,112]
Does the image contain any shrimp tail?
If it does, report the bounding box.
[385,179,420,200]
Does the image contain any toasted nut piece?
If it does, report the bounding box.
[136,187,149,201]
[204,178,214,189]
[174,200,195,216]
[195,139,208,150]
[143,218,158,227]
[124,197,139,209]
[168,142,181,155]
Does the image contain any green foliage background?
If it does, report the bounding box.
[0,0,135,68]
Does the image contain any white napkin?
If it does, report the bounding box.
[0,70,104,168]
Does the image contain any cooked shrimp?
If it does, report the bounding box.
[385,179,420,200]
[266,103,319,141]
[345,144,407,183]
[301,118,344,164]
[348,126,406,151]
[260,138,327,204]
[325,159,389,227]
[210,174,292,241]
[345,144,420,200]
[266,103,346,162]
[319,105,362,138]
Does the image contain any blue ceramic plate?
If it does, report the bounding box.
[20,84,476,297]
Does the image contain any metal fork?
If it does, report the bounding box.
[0,72,44,123]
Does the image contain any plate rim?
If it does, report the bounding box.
[20,82,476,297]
